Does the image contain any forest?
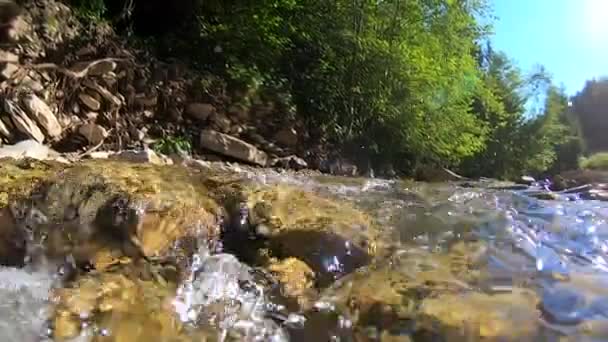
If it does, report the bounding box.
[69,0,606,179]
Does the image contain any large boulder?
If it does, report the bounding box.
[200,129,268,166]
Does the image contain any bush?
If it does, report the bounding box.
[580,153,608,170]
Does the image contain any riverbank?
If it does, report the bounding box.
[2,0,382,177]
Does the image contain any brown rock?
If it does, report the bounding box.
[199,129,268,166]
[0,50,18,63]
[22,94,62,138]
[185,103,215,122]
[82,79,122,107]
[88,60,117,76]
[112,149,165,165]
[134,94,158,108]
[0,61,18,80]
[0,117,12,140]
[78,123,107,145]
[268,257,315,306]
[78,93,101,111]
[228,104,250,122]
[210,112,232,133]
[4,99,44,143]
[273,127,298,147]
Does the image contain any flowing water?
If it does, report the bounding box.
[4,162,608,341]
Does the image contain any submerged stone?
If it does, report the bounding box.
[241,184,380,284]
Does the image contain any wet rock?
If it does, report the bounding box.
[2,159,221,262]
[0,207,25,266]
[200,129,268,166]
[0,139,60,161]
[22,94,62,138]
[186,103,215,122]
[173,253,288,341]
[274,127,298,147]
[78,123,107,145]
[518,175,536,185]
[419,290,540,339]
[241,184,380,285]
[52,269,187,341]
[4,99,45,143]
[268,257,316,306]
[78,93,101,111]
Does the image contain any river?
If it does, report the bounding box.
[2,161,608,341]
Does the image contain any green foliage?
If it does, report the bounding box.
[570,78,608,153]
[580,153,608,170]
[86,0,580,178]
[69,0,107,22]
[152,136,192,156]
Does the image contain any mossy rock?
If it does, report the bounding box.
[316,242,511,339]
[52,263,206,341]
[241,184,381,286]
[0,158,222,268]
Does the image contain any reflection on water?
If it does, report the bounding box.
[7,163,608,341]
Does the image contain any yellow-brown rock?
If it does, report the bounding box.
[52,268,193,341]
[268,257,316,307]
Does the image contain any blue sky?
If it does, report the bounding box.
[489,0,608,97]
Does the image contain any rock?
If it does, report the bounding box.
[87,151,113,159]
[0,118,12,140]
[242,184,380,285]
[0,50,18,63]
[210,112,232,133]
[173,253,287,340]
[274,127,298,147]
[199,129,268,166]
[2,159,221,260]
[20,76,43,93]
[0,139,59,160]
[420,290,540,339]
[0,61,18,80]
[271,155,308,170]
[21,94,62,138]
[186,103,215,122]
[228,104,250,122]
[53,269,194,341]
[134,94,158,108]
[78,93,101,111]
[82,79,122,107]
[77,123,107,145]
[112,149,165,165]
[267,257,315,307]
[517,175,536,185]
[88,60,117,76]
[4,99,45,143]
